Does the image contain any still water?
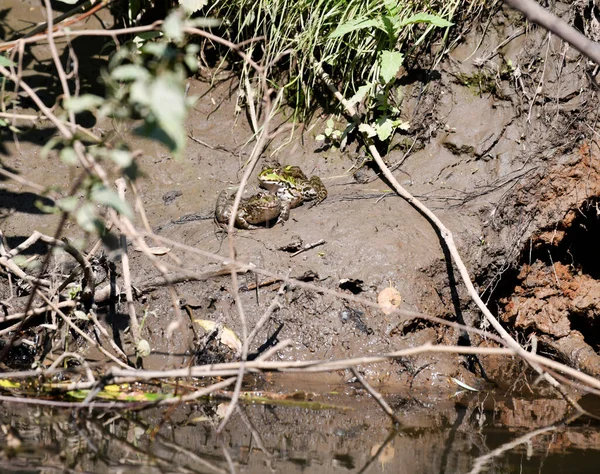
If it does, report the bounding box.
[2,385,600,474]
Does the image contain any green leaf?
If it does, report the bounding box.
[76,203,101,233]
[35,198,57,214]
[110,64,150,82]
[187,17,223,29]
[64,94,104,113]
[141,41,167,58]
[0,119,7,127]
[59,147,78,165]
[109,149,133,168]
[184,55,198,72]
[54,0,79,3]
[137,339,151,357]
[132,31,162,49]
[134,122,176,152]
[179,0,208,13]
[375,118,394,141]
[379,50,404,84]
[74,310,89,320]
[358,123,377,138]
[91,186,133,219]
[397,120,410,131]
[0,56,15,67]
[56,196,78,213]
[380,15,396,42]
[0,379,20,388]
[397,13,453,29]
[129,79,151,106]
[329,18,379,38]
[348,83,372,106]
[149,76,187,156]
[163,11,184,42]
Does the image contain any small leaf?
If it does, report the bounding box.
[41,136,62,158]
[377,286,402,315]
[179,0,208,13]
[108,149,133,168]
[35,198,58,214]
[358,123,377,137]
[163,11,184,42]
[187,17,224,29]
[55,0,79,3]
[451,377,479,392]
[73,310,89,320]
[0,379,20,388]
[110,64,150,82]
[149,76,187,156]
[90,186,133,219]
[184,55,198,72]
[133,246,170,255]
[397,120,410,131]
[59,147,78,165]
[141,41,167,58]
[349,83,372,106]
[375,118,394,141]
[329,18,379,38]
[137,339,151,357]
[76,202,101,233]
[379,50,404,84]
[315,134,325,141]
[56,196,78,212]
[64,94,104,113]
[129,79,151,107]
[195,319,242,354]
[0,56,16,67]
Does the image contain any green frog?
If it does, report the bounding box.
[215,187,283,230]
[257,165,327,221]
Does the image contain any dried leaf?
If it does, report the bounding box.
[195,320,242,354]
[450,377,479,392]
[133,246,170,255]
[137,339,151,357]
[377,286,402,314]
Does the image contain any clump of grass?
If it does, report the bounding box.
[208,0,465,118]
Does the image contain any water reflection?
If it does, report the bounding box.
[1,389,600,473]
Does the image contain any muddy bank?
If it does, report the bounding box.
[1,2,600,391]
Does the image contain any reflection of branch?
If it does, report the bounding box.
[467,414,581,474]
[351,367,401,424]
[503,0,600,65]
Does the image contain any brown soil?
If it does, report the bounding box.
[2,1,600,389]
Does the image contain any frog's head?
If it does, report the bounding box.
[258,168,284,184]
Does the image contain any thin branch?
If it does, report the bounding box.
[503,0,600,65]
[312,61,572,399]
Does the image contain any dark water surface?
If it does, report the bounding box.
[2,387,600,474]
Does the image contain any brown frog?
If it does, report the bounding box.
[215,187,283,229]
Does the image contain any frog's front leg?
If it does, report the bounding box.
[276,200,292,224]
[235,214,260,230]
